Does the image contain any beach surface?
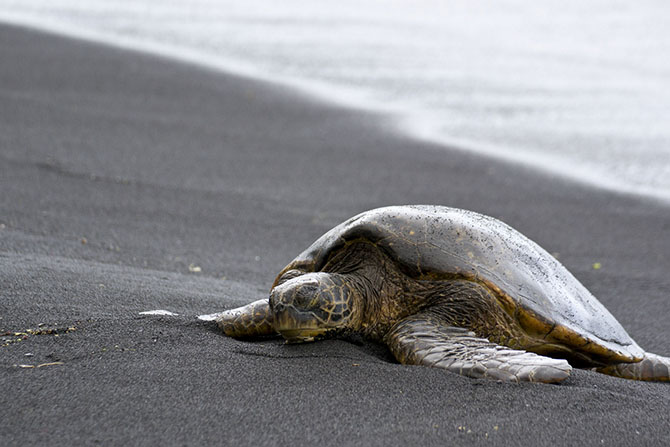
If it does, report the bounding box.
[2,24,670,446]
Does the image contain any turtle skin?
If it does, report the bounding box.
[208,206,670,383]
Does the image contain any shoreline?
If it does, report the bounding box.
[2,23,670,446]
[0,17,668,205]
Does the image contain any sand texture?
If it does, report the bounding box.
[1,24,670,446]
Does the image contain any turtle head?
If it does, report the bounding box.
[269,272,356,343]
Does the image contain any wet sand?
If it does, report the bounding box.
[1,23,670,446]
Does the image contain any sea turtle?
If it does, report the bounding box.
[206,205,670,383]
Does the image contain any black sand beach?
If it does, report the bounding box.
[2,24,670,446]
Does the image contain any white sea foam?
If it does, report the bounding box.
[2,0,669,202]
[139,310,179,316]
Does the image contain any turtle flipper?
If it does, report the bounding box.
[596,352,670,381]
[216,299,276,337]
[385,314,571,383]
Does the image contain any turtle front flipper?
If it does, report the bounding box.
[216,299,277,338]
[385,313,572,383]
[595,352,670,381]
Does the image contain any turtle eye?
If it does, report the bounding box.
[292,283,319,309]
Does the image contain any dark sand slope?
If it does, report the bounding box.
[1,23,670,446]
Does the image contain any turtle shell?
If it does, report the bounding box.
[275,205,643,362]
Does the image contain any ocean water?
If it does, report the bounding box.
[2,0,669,202]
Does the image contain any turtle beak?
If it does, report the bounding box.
[278,329,320,344]
[272,307,327,343]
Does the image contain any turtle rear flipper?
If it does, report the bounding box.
[596,352,670,381]
[385,314,572,383]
